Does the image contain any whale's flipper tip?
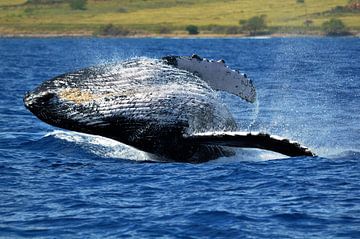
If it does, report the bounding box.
[162,55,257,103]
[184,131,316,157]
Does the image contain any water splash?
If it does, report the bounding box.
[45,130,156,162]
[212,148,287,164]
[247,96,260,130]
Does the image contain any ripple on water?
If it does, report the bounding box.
[0,37,359,238]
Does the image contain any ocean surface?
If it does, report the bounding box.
[0,37,359,238]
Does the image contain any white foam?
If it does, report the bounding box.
[244,36,272,40]
[45,130,155,162]
[210,148,287,164]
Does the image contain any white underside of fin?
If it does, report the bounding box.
[175,57,257,103]
[184,131,315,157]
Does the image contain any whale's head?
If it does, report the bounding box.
[24,89,55,116]
[23,75,93,132]
[24,81,65,129]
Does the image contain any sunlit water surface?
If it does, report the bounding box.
[0,37,359,238]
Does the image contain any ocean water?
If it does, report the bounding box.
[0,37,359,238]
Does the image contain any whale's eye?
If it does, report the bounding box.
[38,92,56,103]
[24,91,57,113]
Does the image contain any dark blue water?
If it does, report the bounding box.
[1,37,359,238]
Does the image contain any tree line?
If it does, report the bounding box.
[27,0,87,10]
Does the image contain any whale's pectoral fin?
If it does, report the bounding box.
[184,132,316,157]
[162,55,257,103]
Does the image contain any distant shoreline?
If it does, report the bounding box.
[1,0,359,41]
[0,32,359,38]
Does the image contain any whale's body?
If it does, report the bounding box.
[24,56,314,162]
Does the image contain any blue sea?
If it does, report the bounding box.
[0,37,359,238]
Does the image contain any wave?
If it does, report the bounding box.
[326,150,360,160]
[28,130,157,162]
[243,36,272,40]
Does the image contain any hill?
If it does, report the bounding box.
[0,0,359,36]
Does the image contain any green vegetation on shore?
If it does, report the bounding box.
[0,0,359,37]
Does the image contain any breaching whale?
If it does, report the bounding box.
[24,55,315,163]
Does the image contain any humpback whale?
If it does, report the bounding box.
[24,55,315,163]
